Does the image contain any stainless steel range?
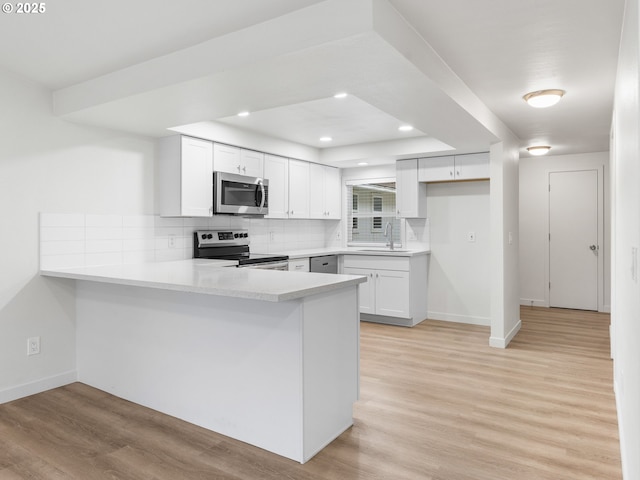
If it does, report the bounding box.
[193,230,289,270]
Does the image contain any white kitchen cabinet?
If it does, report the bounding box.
[418,152,489,182]
[213,143,264,178]
[264,154,289,219]
[324,166,341,219]
[288,159,310,218]
[343,254,428,326]
[158,135,213,217]
[309,164,341,219]
[396,159,427,218]
[288,257,310,272]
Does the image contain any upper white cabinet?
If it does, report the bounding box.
[418,153,489,182]
[213,143,264,178]
[264,154,289,219]
[396,159,428,218]
[309,164,341,219]
[158,135,213,217]
[288,159,310,218]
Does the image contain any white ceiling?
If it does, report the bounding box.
[0,0,624,165]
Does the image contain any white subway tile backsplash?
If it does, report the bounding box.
[154,217,184,228]
[122,227,153,240]
[86,214,122,228]
[40,226,85,242]
[122,214,155,228]
[123,238,155,252]
[123,250,155,265]
[86,239,123,254]
[40,213,85,228]
[40,254,86,270]
[85,252,123,267]
[85,227,123,240]
[40,241,85,256]
[40,213,342,269]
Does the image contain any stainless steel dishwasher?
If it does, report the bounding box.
[309,255,338,274]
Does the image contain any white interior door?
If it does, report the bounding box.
[549,170,599,310]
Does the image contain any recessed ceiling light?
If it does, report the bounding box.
[320,136,333,142]
[527,145,551,156]
[334,92,348,99]
[237,111,250,117]
[358,162,369,166]
[523,89,565,108]
[398,125,414,132]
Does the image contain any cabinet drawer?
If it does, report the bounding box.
[343,255,410,271]
[288,258,310,272]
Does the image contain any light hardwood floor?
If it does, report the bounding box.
[0,307,621,479]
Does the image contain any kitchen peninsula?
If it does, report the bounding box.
[41,260,366,464]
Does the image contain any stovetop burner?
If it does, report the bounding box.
[193,230,288,266]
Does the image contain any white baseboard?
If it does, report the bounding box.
[519,298,547,307]
[0,370,77,404]
[489,320,522,348]
[427,311,490,326]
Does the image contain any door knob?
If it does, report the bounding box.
[589,245,597,251]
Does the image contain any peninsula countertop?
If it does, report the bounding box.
[40,259,366,302]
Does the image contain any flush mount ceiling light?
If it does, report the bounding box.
[523,89,565,108]
[237,111,250,117]
[398,125,414,132]
[319,136,333,142]
[527,145,551,156]
[357,162,369,166]
[333,92,348,99]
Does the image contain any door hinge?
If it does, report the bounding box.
[548,233,551,241]
[549,282,551,289]
[548,184,551,192]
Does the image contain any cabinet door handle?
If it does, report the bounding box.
[237,165,241,172]
[456,170,460,176]
[242,166,246,173]
[450,170,453,176]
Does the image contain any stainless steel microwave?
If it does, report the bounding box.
[213,172,269,216]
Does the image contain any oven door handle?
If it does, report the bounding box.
[257,179,265,212]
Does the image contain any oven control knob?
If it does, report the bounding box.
[234,233,239,238]
[201,234,207,240]
[243,233,248,238]
[206,234,213,239]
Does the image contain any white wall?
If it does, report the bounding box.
[0,68,156,402]
[611,0,640,477]
[426,181,490,325]
[519,152,610,311]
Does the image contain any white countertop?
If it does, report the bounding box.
[40,259,366,303]
[267,247,431,259]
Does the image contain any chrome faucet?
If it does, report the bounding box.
[384,221,394,250]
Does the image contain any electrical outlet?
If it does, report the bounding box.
[168,234,176,248]
[27,336,40,356]
[467,231,476,243]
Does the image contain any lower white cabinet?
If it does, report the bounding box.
[343,254,428,326]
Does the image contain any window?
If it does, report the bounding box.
[346,179,400,245]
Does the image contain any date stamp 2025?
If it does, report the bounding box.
[2,2,46,14]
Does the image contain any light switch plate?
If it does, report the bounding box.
[467,231,476,243]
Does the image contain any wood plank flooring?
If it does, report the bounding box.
[0,307,621,479]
